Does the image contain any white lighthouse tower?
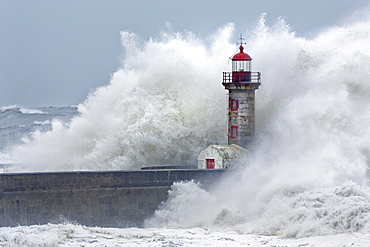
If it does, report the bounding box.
[222,42,261,148]
[198,39,260,169]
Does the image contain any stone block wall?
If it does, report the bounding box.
[0,169,225,227]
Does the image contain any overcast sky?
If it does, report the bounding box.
[1,0,369,107]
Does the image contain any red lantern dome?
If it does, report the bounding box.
[231,45,252,75]
[231,45,252,61]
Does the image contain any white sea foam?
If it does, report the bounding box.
[0,152,12,165]
[1,223,370,247]
[33,120,52,125]
[0,105,44,114]
[4,12,370,239]
[19,108,44,115]
[0,105,18,112]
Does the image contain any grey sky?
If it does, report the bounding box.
[0,0,369,107]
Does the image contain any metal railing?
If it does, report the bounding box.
[222,72,261,84]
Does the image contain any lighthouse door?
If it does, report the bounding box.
[206,159,215,169]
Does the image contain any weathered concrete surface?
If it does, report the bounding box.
[0,169,225,227]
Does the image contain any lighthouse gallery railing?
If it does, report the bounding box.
[222,72,261,84]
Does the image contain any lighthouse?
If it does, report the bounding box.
[222,42,261,149]
[197,40,259,169]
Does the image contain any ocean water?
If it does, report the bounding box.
[0,106,78,168]
[1,13,370,246]
[0,106,78,150]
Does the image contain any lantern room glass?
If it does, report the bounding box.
[232,60,251,72]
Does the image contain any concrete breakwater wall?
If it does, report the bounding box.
[0,169,226,227]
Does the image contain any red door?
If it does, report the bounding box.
[206,159,215,169]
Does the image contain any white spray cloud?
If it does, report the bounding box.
[9,24,235,171]
[8,12,370,238]
[146,14,370,237]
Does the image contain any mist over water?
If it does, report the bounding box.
[5,14,370,237]
[8,26,234,171]
[146,16,370,237]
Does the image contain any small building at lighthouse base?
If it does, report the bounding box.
[197,144,249,169]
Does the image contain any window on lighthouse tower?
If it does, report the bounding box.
[231,126,238,138]
[230,99,238,111]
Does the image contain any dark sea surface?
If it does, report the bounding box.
[0,106,78,152]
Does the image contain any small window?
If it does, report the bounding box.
[230,99,238,111]
[231,126,238,139]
